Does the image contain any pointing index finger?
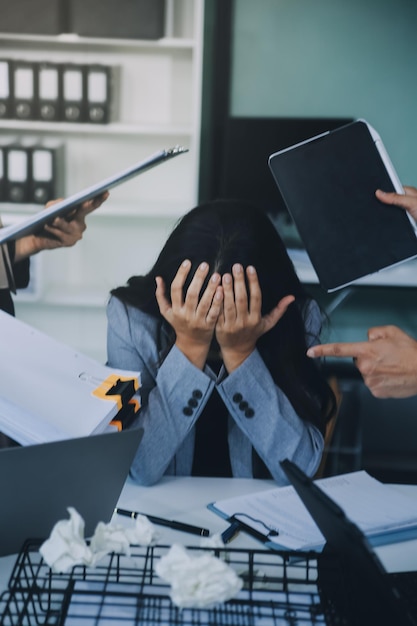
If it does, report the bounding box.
[307,341,367,359]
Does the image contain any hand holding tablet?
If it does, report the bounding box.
[268,120,417,292]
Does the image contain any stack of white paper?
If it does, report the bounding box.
[0,311,141,445]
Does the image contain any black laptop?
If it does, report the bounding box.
[0,428,143,556]
[281,459,417,626]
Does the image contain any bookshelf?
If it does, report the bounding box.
[0,0,204,361]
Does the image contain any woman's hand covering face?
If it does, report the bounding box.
[156,260,294,373]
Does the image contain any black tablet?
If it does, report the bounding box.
[269,120,417,291]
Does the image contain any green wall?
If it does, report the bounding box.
[231,0,417,187]
[229,0,417,343]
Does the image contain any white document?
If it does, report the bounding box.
[209,471,417,551]
[0,311,141,445]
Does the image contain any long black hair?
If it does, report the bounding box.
[111,199,336,435]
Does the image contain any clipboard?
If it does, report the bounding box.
[0,145,188,244]
[268,120,417,292]
[208,469,417,552]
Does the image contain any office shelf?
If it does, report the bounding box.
[0,0,204,358]
[0,119,194,136]
[0,33,197,51]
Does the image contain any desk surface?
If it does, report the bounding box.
[1,476,417,595]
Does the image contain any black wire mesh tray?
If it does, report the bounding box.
[0,539,346,625]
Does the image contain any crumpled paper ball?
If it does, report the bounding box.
[90,514,158,558]
[39,508,158,573]
[39,507,95,573]
[154,544,243,608]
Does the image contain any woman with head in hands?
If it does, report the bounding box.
[107,199,336,485]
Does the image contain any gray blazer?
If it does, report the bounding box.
[106,296,324,486]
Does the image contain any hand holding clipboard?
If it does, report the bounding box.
[0,146,188,245]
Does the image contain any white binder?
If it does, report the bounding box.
[0,311,141,445]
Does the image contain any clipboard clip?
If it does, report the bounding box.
[230,513,279,542]
[166,145,188,156]
[104,377,137,404]
[92,374,139,410]
[109,397,140,432]
[92,375,141,431]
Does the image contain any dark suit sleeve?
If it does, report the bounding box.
[0,242,31,315]
[8,241,30,290]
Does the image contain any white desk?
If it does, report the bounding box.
[1,477,417,595]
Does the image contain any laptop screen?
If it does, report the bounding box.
[0,428,143,556]
[280,459,416,626]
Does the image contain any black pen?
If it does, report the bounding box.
[115,507,210,537]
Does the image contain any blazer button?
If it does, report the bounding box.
[188,398,198,408]
[183,407,193,416]
[192,389,203,399]
[233,393,243,403]
[245,408,255,418]
[239,400,249,411]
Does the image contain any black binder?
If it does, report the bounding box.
[61,63,86,123]
[0,0,63,35]
[30,146,57,204]
[0,138,16,202]
[0,145,5,202]
[269,119,417,292]
[0,59,13,120]
[85,64,114,124]
[5,144,31,203]
[69,0,165,40]
[12,60,37,121]
[37,62,61,121]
